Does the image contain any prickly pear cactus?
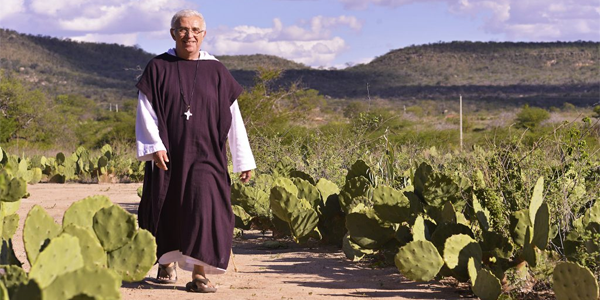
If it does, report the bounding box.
[29,234,84,288]
[339,176,373,213]
[395,240,444,281]
[0,264,27,297]
[412,215,428,241]
[44,267,121,300]
[532,202,550,250]
[1,214,19,240]
[62,224,107,268]
[553,262,599,300]
[430,223,473,257]
[107,229,157,282]
[23,205,62,265]
[346,204,395,249]
[63,195,113,230]
[0,173,26,203]
[93,205,137,252]
[528,176,544,225]
[472,267,502,300]
[293,178,320,210]
[443,234,482,282]
[510,209,532,247]
[372,185,411,223]
[472,194,490,231]
[342,234,375,262]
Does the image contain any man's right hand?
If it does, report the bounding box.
[153,150,169,171]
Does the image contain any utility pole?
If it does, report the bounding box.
[459,95,463,150]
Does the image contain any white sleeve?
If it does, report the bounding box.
[135,91,166,161]
[228,100,256,173]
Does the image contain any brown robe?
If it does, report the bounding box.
[137,53,243,270]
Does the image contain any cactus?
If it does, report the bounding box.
[472,193,490,231]
[315,178,340,203]
[44,267,121,300]
[339,176,373,213]
[63,195,113,230]
[11,280,42,300]
[289,169,316,185]
[93,205,137,252]
[443,234,482,282]
[345,204,395,249]
[233,205,252,229]
[481,231,514,260]
[2,214,19,240]
[372,185,411,223]
[293,178,321,210]
[395,240,444,281]
[553,262,599,300]
[342,234,374,262]
[412,215,428,241]
[107,229,157,282]
[29,234,84,288]
[532,202,550,250]
[510,209,531,247]
[23,205,62,265]
[0,172,26,203]
[430,223,473,257]
[441,201,457,224]
[528,176,544,225]
[346,160,376,186]
[471,266,502,300]
[0,264,27,298]
[62,224,107,269]
[270,183,321,243]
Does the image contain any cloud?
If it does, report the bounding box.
[69,33,139,46]
[0,0,25,20]
[204,16,362,67]
[0,0,189,42]
[340,0,600,41]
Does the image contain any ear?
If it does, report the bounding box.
[202,30,207,38]
[170,29,176,41]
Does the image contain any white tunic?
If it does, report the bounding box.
[135,49,256,274]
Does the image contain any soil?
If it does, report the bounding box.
[15,183,472,300]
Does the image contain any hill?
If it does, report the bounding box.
[1,29,598,106]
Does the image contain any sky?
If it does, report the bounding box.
[1,0,599,68]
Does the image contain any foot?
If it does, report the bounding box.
[156,263,177,284]
[186,274,217,293]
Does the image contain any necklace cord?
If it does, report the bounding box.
[176,58,200,111]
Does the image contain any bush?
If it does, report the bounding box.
[515,104,550,129]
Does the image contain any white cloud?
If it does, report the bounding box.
[70,32,139,46]
[341,0,600,41]
[0,0,26,20]
[204,16,362,67]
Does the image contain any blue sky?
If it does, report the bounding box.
[1,0,598,68]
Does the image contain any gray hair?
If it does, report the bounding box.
[171,9,206,29]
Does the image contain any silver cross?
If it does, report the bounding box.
[184,109,193,120]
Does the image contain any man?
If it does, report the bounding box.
[135,9,255,293]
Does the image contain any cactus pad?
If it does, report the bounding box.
[2,214,19,240]
[532,202,550,250]
[44,267,121,300]
[293,178,321,209]
[342,234,374,262]
[412,215,428,241]
[346,206,395,249]
[395,240,444,282]
[443,234,482,282]
[29,234,83,288]
[23,205,62,265]
[472,268,502,300]
[62,224,107,268]
[528,176,544,224]
[472,194,490,231]
[63,195,113,230]
[0,264,27,297]
[553,262,599,300]
[373,185,411,223]
[93,205,137,252]
[430,223,473,257]
[108,229,157,282]
[510,209,532,247]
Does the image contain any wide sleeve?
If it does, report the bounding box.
[135,91,166,161]
[228,100,256,173]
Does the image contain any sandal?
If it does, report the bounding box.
[185,277,217,293]
[156,263,177,284]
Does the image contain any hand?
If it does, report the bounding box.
[153,150,169,171]
[239,170,252,183]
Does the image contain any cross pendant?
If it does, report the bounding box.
[184,108,193,120]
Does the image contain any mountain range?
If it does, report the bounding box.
[1,28,598,107]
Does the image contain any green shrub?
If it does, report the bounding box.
[515,104,550,129]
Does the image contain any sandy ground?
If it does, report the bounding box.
[16,183,471,300]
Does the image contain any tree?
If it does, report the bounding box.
[515,104,550,130]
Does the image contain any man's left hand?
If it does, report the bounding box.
[239,170,252,183]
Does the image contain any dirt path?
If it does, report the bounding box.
[17,183,469,300]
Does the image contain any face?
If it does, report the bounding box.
[170,16,206,59]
